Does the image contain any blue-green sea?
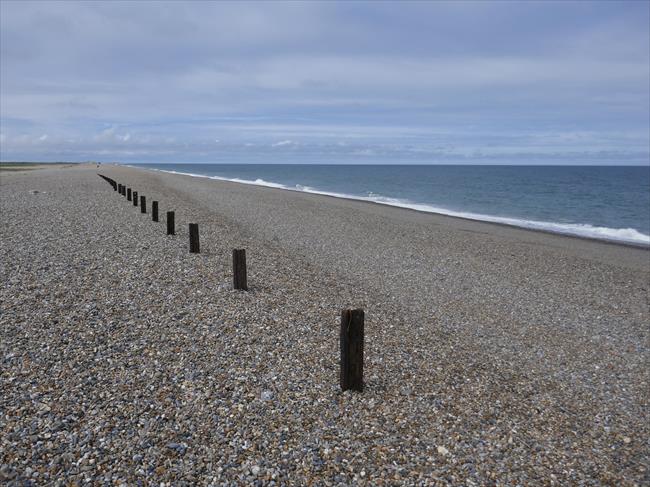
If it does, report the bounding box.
[132,164,650,245]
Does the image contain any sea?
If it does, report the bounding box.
[132,164,650,246]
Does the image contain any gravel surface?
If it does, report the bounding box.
[1,164,648,485]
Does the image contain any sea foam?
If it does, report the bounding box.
[151,168,650,246]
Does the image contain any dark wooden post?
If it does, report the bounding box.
[140,195,146,213]
[167,211,175,235]
[132,191,138,206]
[189,223,200,253]
[127,188,132,201]
[340,309,364,392]
[152,201,159,222]
[232,249,248,291]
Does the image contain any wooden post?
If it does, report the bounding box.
[189,223,200,253]
[340,309,364,392]
[110,179,115,190]
[167,211,175,235]
[232,249,248,291]
[127,188,132,201]
[132,191,138,206]
[152,201,159,222]
[140,195,146,213]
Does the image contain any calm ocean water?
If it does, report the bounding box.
[133,164,650,245]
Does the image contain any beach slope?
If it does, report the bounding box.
[1,164,648,484]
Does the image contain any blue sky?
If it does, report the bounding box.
[1,0,648,164]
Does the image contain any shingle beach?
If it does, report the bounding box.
[1,164,648,485]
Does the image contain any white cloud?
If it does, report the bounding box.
[0,1,647,163]
[94,127,116,141]
[249,55,649,92]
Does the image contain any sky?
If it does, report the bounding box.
[1,0,649,165]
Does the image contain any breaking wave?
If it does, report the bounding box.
[151,168,650,246]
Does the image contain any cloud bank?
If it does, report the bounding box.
[1,1,648,164]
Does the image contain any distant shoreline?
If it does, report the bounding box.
[129,163,650,251]
[3,161,650,166]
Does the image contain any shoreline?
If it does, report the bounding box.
[2,163,648,484]
[131,163,650,253]
[131,164,650,249]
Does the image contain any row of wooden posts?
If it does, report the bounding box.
[97,173,364,392]
[97,174,248,290]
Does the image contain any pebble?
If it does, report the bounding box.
[0,165,647,485]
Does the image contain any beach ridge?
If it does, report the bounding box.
[1,164,648,484]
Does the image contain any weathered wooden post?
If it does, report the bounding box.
[140,195,146,213]
[232,249,248,291]
[127,188,132,201]
[132,191,138,206]
[152,201,159,222]
[167,211,175,235]
[340,309,364,392]
[189,223,200,253]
